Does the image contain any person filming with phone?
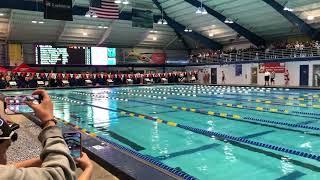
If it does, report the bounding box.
[0,89,93,180]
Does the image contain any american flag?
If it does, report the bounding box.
[90,0,119,19]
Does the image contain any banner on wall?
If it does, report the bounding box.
[44,0,73,21]
[235,64,242,76]
[118,49,166,64]
[259,62,285,73]
[8,44,23,66]
[132,8,154,29]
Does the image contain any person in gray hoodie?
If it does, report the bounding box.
[0,89,92,180]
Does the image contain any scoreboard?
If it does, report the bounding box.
[35,45,116,65]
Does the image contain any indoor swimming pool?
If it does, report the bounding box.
[5,85,320,180]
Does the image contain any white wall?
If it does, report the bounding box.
[187,60,320,87]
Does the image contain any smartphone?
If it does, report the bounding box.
[4,95,42,115]
[63,132,82,158]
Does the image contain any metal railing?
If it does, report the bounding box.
[189,47,320,64]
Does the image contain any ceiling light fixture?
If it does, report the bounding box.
[224,19,234,24]
[283,7,294,12]
[32,20,37,24]
[83,32,88,36]
[114,0,129,4]
[0,13,4,16]
[103,26,108,29]
[38,21,44,24]
[307,16,314,20]
[122,0,129,5]
[152,36,157,41]
[184,27,192,32]
[98,26,103,28]
[209,33,214,37]
[196,0,207,15]
[157,7,168,25]
[85,10,98,18]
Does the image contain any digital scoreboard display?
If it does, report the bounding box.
[35,45,116,65]
[91,47,116,65]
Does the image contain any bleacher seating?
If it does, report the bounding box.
[0,71,198,89]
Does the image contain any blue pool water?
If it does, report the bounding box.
[5,85,320,179]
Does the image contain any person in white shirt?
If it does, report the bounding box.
[264,70,270,86]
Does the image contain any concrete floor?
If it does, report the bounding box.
[0,101,118,180]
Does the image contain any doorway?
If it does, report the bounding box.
[211,68,217,84]
[313,65,320,87]
[300,65,309,86]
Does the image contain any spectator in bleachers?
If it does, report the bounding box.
[189,40,320,63]
[0,76,7,89]
[69,74,77,86]
[56,73,63,87]
[0,70,200,89]
[28,75,38,88]
[48,71,57,87]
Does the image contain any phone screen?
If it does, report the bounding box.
[4,95,42,115]
[63,132,82,158]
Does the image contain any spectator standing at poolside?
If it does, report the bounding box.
[270,70,276,85]
[264,70,270,86]
[284,69,290,86]
[0,89,94,180]
[221,71,225,84]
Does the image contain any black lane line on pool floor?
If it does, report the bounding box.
[275,170,306,180]
[155,143,220,161]
[95,128,145,151]
[59,94,320,172]
[118,99,320,137]
[155,130,276,161]
[53,103,145,150]
[62,114,144,151]
[241,130,275,139]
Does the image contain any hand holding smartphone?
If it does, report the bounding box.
[63,132,82,159]
[4,95,42,115]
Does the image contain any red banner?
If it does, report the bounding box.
[12,64,37,73]
[151,53,166,64]
[259,62,285,73]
